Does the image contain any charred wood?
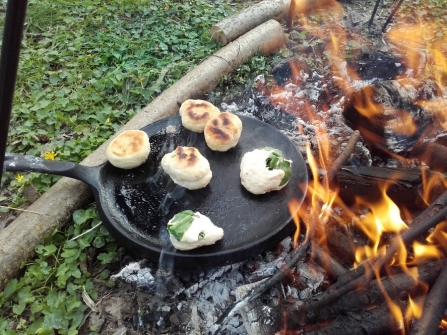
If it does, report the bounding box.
[210,239,310,335]
[324,130,361,185]
[286,258,447,326]
[336,165,444,210]
[324,227,357,266]
[342,78,440,156]
[291,188,447,324]
[298,299,410,335]
[409,141,447,173]
[411,264,447,335]
[311,244,347,280]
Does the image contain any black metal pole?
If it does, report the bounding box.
[0,0,28,175]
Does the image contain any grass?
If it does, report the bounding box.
[0,0,272,333]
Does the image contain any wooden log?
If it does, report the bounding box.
[311,244,347,279]
[0,20,286,291]
[336,165,443,210]
[287,258,447,326]
[302,299,410,335]
[411,264,447,335]
[409,141,447,173]
[291,186,447,325]
[210,0,290,45]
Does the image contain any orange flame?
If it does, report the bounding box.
[352,182,408,266]
[280,1,447,330]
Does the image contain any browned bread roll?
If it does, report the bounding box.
[204,112,242,151]
[179,99,221,133]
[106,130,150,169]
[161,146,212,190]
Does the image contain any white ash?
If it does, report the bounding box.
[221,73,373,166]
[110,261,155,292]
[110,236,324,334]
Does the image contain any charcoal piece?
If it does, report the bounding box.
[271,59,310,86]
[355,52,405,80]
[272,60,293,86]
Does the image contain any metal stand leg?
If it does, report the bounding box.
[368,0,382,32]
[381,0,405,32]
[0,0,28,174]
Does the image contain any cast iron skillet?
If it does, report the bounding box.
[3,115,307,269]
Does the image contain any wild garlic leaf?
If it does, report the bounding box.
[263,147,292,186]
[167,210,195,241]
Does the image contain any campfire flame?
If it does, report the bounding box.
[278,1,447,332]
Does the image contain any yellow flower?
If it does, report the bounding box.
[105,118,111,124]
[15,174,24,183]
[44,151,57,160]
[87,54,92,58]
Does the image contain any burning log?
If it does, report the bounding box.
[336,166,442,210]
[411,264,447,335]
[297,298,411,335]
[286,258,447,327]
[290,187,447,324]
[311,244,346,279]
[409,141,447,174]
[210,0,290,45]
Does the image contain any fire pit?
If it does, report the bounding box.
[2,0,447,334]
[97,1,447,334]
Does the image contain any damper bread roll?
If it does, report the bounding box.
[106,130,150,169]
[161,146,212,190]
[204,112,242,151]
[240,147,292,195]
[167,210,224,251]
[179,99,221,132]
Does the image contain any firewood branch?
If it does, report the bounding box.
[209,238,310,335]
[291,188,447,323]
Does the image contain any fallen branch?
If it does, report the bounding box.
[209,238,310,335]
[411,259,447,335]
[210,0,290,45]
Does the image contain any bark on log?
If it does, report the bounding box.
[411,264,447,335]
[336,165,444,210]
[0,20,286,291]
[210,0,290,45]
[302,299,410,335]
[287,258,447,326]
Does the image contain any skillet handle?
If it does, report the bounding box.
[3,153,100,188]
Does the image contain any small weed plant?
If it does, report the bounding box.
[0,206,119,334]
